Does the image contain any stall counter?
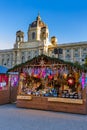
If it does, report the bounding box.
[16,94,87,114]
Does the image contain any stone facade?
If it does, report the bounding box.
[0,14,87,68]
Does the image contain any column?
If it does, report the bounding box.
[16,50,21,64]
[12,51,16,67]
[79,47,82,64]
[62,49,66,61]
[71,48,74,62]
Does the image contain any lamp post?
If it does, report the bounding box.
[54,48,63,58]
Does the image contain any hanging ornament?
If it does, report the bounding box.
[79,72,86,89]
[67,74,75,86]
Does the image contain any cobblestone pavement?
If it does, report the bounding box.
[0,104,87,130]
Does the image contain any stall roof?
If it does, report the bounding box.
[8,54,84,72]
[0,65,8,74]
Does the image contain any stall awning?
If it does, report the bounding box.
[0,66,8,74]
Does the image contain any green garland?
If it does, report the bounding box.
[7,54,85,72]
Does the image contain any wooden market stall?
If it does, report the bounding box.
[0,66,10,105]
[8,72,19,103]
[8,55,87,114]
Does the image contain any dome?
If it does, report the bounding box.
[30,14,46,28]
[16,30,24,36]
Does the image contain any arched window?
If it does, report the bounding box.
[32,32,35,39]
[22,56,25,63]
[7,58,9,65]
[28,56,30,60]
[17,36,20,42]
[2,59,4,65]
[66,54,70,58]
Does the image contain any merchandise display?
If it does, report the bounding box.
[18,65,85,100]
[0,74,9,105]
[9,74,19,87]
[0,74,8,90]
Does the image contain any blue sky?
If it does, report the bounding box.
[0,0,87,49]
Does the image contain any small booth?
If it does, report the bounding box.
[8,72,19,103]
[8,55,87,114]
[0,66,10,104]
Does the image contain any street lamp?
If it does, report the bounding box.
[54,48,63,58]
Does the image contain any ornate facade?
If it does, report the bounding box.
[0,14,87,68]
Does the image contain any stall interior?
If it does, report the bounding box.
[18,62,86,100]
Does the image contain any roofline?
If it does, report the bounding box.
[58,41,87,47]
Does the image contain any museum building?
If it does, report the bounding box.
[0,14,87,68]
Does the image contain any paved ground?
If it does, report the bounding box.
[0,104,87,130]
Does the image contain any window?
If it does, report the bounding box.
[2,59,4,65]
[40,49,43,55]
[52,55,54,58]
[2,54,4,57]
[7,59,9,65]
[7,54,9,57]
[34,50,38,56]
[21,52,24,56]
[32,32,36,39]
[83,48,87,51]
[74,54,79,57]
[82,53,86,58]
[20,37,23,42]
[74,49,78,52]
[52,50,54,54]
[28,51,31,55]
[66,54,70,58]
[17,36,20,41]
[28,56,31,60]
[66,49,70,52]
[22,56,25,63]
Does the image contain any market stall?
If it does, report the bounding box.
[0,66,9,104]
[8,55,87,114]
[8,72,19,103]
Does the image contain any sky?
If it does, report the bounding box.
[0,0,87,49]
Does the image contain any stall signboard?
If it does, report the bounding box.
[17,95,32,100]
[48,97,83,104]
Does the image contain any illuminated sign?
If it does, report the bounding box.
[17,95,32,100]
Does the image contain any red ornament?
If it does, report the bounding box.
[48,75,53,80]
[67,77,75,86]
